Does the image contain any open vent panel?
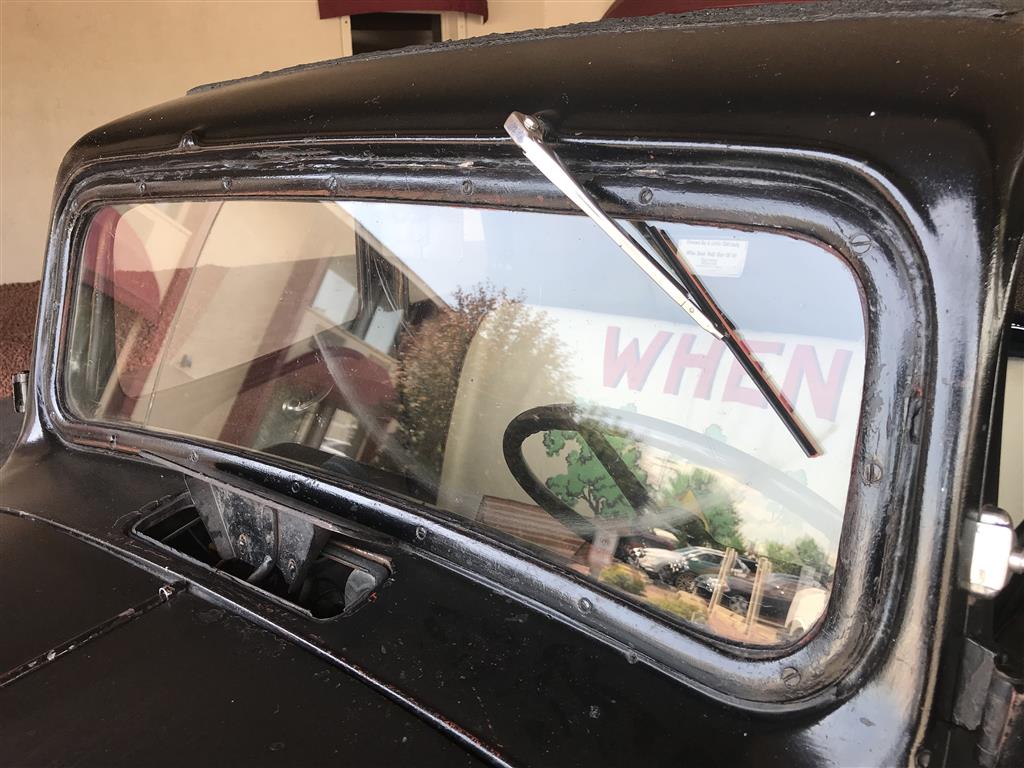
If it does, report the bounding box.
[135,482,390,619]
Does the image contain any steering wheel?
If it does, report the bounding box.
[502,403,842,547]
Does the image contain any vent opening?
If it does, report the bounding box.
[135,487,390,620]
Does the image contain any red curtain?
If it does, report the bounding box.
[604,0,799,18]
[318,1,488,21]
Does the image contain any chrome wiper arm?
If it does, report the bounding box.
[636,224,820,458]
[504,111,820,458]
[504,112,722,340]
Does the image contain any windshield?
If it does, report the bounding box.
[66,199,865,647]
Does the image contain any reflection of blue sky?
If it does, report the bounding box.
[340,202,864,342]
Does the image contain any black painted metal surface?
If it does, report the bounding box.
[0,513,163,673]
[0,584,485,767]
[2,2,1022,766]
[0,399,24,466]
[65,2,1023,202]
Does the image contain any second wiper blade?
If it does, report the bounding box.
[504,111,820,458]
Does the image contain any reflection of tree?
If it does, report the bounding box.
[394,285,567,480]
[542,430,648,519]
[662,469,833,581]
[759,536,832,581]
[660,468,746,552]
[539,417,834,582]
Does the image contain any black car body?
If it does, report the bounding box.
[2,3,1023,767]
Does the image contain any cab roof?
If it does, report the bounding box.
[66,0,1021,172]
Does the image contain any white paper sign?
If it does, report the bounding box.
[680,238,748,278]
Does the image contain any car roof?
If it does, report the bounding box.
[63,0,1021,189]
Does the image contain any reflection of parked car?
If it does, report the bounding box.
[695,573,821,623]
[633,546,750,590]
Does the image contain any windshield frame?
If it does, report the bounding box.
[38,137,927,712]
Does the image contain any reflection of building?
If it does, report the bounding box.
[75,201,451,474]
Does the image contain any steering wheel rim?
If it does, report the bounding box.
[502,403,842,549]
[502,404,647,543]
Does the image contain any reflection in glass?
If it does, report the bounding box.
[66,200,864,647]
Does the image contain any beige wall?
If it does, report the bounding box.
[1000,358,1024,526]
[467,0,611,34]
[0,0,611,286]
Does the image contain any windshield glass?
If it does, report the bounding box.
[66,199,865,647]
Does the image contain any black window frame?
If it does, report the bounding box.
[38,137,929,712]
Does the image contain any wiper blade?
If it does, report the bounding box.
[635,224,819,457]
[503,111,820,458]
